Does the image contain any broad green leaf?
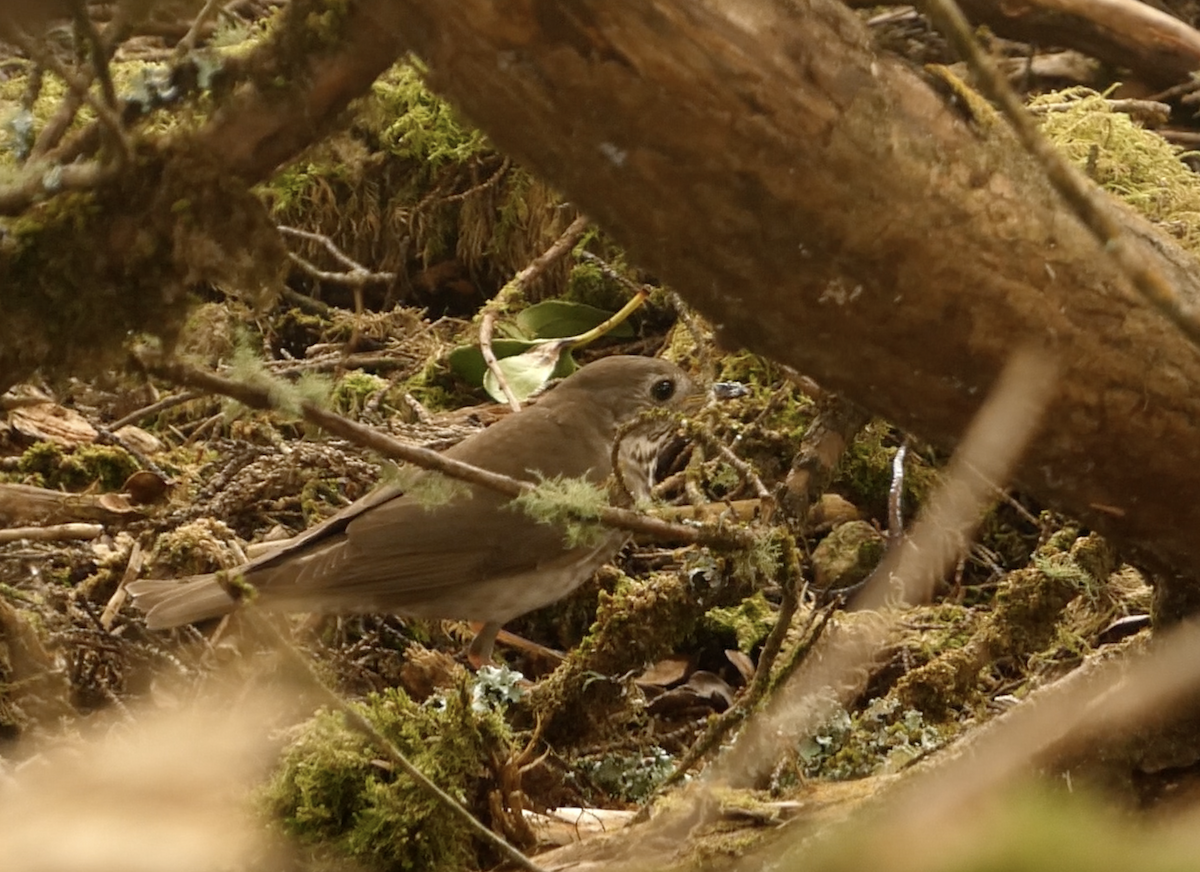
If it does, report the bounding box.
[447,339,536,386]
[515,300,635,340]
[482,340,575,402]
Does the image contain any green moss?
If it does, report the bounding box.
[703,591,778,653]
[832,423,939,520]
[298,475,352,525]
[810,521,884,591]
[371,65,489,168]
[17,442,139,492]
[145,518,244,578]
[332,370,389,415]
[1035,87,1200,256]
[264,683,511,872]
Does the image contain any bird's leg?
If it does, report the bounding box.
[468,620,502,669]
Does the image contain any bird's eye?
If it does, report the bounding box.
[650,378,676,402]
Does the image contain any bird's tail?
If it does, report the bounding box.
[126,575,239,629]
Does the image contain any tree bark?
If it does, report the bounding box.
[383,0,1200,598]
[0,0,409,393]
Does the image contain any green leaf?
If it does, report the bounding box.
[515,300,635,340]
[447,339,536,386]
[482,340,576,402]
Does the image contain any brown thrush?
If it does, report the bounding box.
[128,355,700,662]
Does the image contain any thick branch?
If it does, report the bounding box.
[383,0,1200,586]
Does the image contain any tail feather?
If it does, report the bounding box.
[125,575,238,629]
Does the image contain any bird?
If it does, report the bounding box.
[128,355,702,664]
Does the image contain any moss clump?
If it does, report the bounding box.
[891,534,1098,718]
[371,64,489,169]
[1035,87,1200,256]
[0,148,285,389]
[264,684,511,872]
[144,518,243,578]
[332,370,388,415]
[832,423,938,520]
[810,521,885,591]
[704,591,778,654]
[17,442,140,492]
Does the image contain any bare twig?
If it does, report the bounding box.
[475,214,591,409]
[70,0,117,110]
[480,309,522,412]
[698,428,775,521]
[177,0,223,54]
[508,213,591,299]
[107,390,203,431]
[278,225,396,287]
[667,289,713,375]
[132,351,756,550]
[0,523,103,544]
[1027,97,1170,126]
[95,426,172,482]
[479,214,590,321]
[443,156,512,202]
[100,540,143,629]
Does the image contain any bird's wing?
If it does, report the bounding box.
[246,399,619,611]
[239,481,408,574]
[249,485,603,606]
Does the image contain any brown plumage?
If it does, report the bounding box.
[128,355,699,662]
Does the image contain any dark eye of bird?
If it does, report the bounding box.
[651,378,676,402]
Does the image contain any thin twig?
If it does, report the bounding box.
[107,390,203,431]
[278,225,396,287]
[95,426,173,482]
[70,0,117,110]
[667,290,712,375]
[101,540,143,629]
[475,214,591,409]
[691,425,774,522]
[285,251,394,287]
[443,156,511,202]
[9,28,130,165]
[508,213,591,299]
[481,309,522,412]
[0,523,103,544]
[132,351,756,550]
[479,213,590,321]
[177,0,223,53]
